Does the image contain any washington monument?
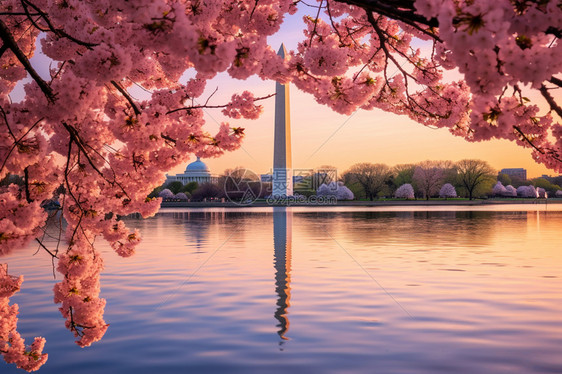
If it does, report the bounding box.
[272,44,293,198]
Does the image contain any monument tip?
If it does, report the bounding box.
[277,43,287,59]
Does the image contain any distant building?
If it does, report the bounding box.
[166,157,218,185]
[499,168,527,180]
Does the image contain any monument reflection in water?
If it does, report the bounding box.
[273,207,292,343]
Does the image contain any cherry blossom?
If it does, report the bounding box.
[1,264,48,371]
[439,183,457,198]
[317,181,354,200]
[505,185,517,197]
[394,183,415,199]
[492,181,508,196]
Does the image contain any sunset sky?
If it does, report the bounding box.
[174,73,556,179]
[167,9,559,180]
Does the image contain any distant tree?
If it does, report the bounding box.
[552,177,562,188]
[412,161,444,200]
[510,176,530,188]
[492,181,507,196]
[532,178,561,196]
[537,188,547,198]
[317,183,332,197]
[344,163,391,201]
[392,165,416,188]
[497,173,512,187]
[158,189,175,200]
[342,179,364,201]
[191,183,223,201]
[147,185,164,199]
[166,181,184,195]
[182,181,199,194]
[455,159,496,200]
[313,165,338,188]
[394,184,415,199]
[517,185,537,198]
[175,192,189,201]
[439,183,457,198]
[556,190,562,198]
[336,183,355,201]
[505,185,517,197]
[317,181,354,200]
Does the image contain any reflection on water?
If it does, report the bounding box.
[2,206,562,373]
[273,208,292,343]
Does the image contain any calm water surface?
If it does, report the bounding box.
[2,205,562,373]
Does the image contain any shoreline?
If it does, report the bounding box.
[160,199,560,208]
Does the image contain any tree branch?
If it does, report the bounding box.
[540,84,562,119]
[111,81,141,116]
[166,93,275,115]
[0,18,56,102]
[334,0,440,41]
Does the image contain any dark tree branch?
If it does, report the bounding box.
[334,0,440,41]
[35,238,59,258]
[540,84,562,119]
[0,43,7,58]
[513,125,562,163]
[111,80,141,116]
[0,18,56,102]
[166,93,275,115]
[20,0,98,47]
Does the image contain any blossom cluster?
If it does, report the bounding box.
[395,184,415,199]
[53,240,108,347]
[316,181,354,200]
[0,265,48,371]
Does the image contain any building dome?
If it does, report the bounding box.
[166,157,216,186]
[184,157,209,173]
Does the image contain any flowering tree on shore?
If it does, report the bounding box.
[505,185,518,197]
[412,162,444,200]
[394,183,415,199]
[492,181,508,196]
[317,181,354,200]
[517,185,537,198]
[439,183,457,198]
[1,0,562,370]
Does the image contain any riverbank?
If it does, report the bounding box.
[160,198,560,208]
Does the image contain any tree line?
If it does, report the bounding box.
[342,159,561,201]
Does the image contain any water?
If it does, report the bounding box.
[2,205,562,373]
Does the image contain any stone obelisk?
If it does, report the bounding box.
[272,44,293,198]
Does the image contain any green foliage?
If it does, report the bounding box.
[166,181,184,194]
[531,178,561,195]
[345,181,365,199]
[182,181,199,194]
[147,185,164,198]
[393,164,415,188]
[497,173,512,186]
[191,183,223,201]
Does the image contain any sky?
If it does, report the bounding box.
[167,7,559,180]
[10,5,560,180]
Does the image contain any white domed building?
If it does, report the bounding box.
[165,157,218,185]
